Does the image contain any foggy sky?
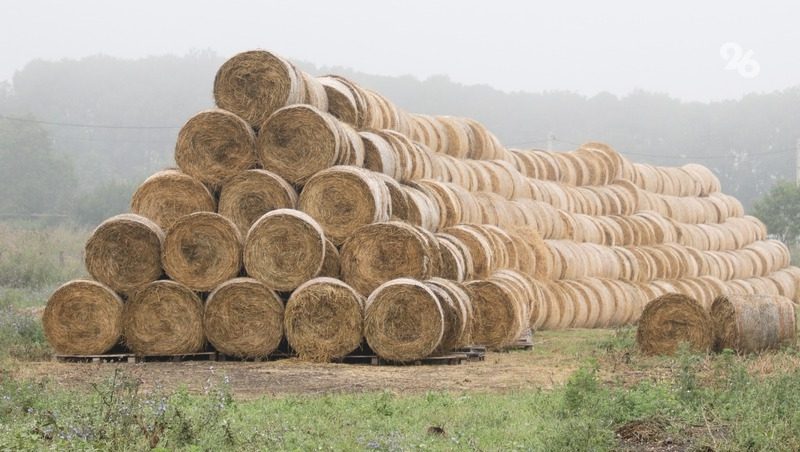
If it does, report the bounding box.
[2,0,799,102]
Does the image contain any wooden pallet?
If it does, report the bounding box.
[334,352,470,366]
[55,351,219,363]
[458,345,487,362]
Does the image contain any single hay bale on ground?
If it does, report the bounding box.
[204,277,284,359]
[466,279,525,349]
[317,239,341,278]
[123,280,205,355]
[298,166,391,245]
[285,277,365,361]
[213,50,305,127]
[636,293,713,355]
[364,278,444,362]
[84,214,164,295]
[175,108,257,187]
[340,221,434,296]
[218,169,298,236]
[43,280,123,355]
[162,212,242,292]
[244,209,326,292]
[711,294,796,353]
[256,104,347,185]
[130,169,216,230]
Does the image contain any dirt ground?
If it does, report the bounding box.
[10,330,610,398]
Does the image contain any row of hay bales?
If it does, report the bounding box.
[44,49,800,363]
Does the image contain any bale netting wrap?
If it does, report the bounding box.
[123,280,205,355]
[43,280,123,355]
[300,70,329,111]
[636,293,713,355]
[162,212,242,292]
[218,169,298,236]
[244,209,326,291]
[711,294,796,353]
[284,277,365,361]
[298,166,391,245]
[130,169,216,230]
[466,279,525,349]
[364,278,444,362]
[317,239,341,278]
[174,108,257,186]
[340,221,434,296]
[256,104,346,185]
[204,277,284,359]
[213,50,305,126]
[84,213,164,295]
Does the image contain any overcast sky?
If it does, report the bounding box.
[2,1,798,102]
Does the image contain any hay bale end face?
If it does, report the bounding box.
[244,209,326,292]
[84,213,163,295]
[466,279,525,349]
[218,169,298,236]
[43,280,123,355]
[340,221,434,296]
[130,169,216,230]
[175,109,257,187]
[123,280,205,355]
[364,278,444,362]
[711,294,797,353]
[285,277,365,361]
[162,212,242,292]
[636,292,713,355]
[204,277,284,358]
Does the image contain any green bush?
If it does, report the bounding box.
[0,223,87,289]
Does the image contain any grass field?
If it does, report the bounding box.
[2,223,800,451]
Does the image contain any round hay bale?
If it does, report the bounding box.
[130,169,216,230]
[401,184,440,232]
[317,239,341,278]
[466,279,524,348]
[218,169,298,236]
[213,50,305,126]
[43,280,123,355]
[256,104,346,185]
[636,293,713,355]
[364,278,444,361]
[424,280,467,353]
[285,277,365,361]
[711,294,796,353]
[123,280,205,355]
[204,277,284,359]
[175,109,257,186]
[244,209,326,292]
[361,131,399,179]
[300,71,328,111]
[162,212,242,292]
[426,277,473,348]
[298,166,391,245]
[318,75,360,126]
[443,225,494,278]
[340,221,434,296]
[84,214,163,295]
[435,234,468,282]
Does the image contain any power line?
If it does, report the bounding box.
[0,114,180,130]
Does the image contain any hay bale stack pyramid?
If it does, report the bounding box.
[45,49,800,362]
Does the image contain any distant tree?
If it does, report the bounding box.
[73,179,136,226]
[752,180,800,244]
[0,118,77,215]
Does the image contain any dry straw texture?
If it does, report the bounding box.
[318,239,341,278]
[123,280,205,355]
[426,277,474,348]
[636,293,713,355]
[298,166,391,245]
[204,277,284,358]
[43,280,123,355]
[244,209,326,292]
[711,294,796,353]
[466,279,525,349]
[162,212,242,292]
[364,278,444,362]
[218,169,298,236]
[256,104,345,185]
[424,279,469,352]
[340,221,434,296]
[285,277,365,361]
[175,109,257,186]
[84,214,164,295]
[213,50,305,126]
[130,169,216,230]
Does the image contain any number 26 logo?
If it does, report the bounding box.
[720,42,760,78]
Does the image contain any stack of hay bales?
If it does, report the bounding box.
[44,49,800,362]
